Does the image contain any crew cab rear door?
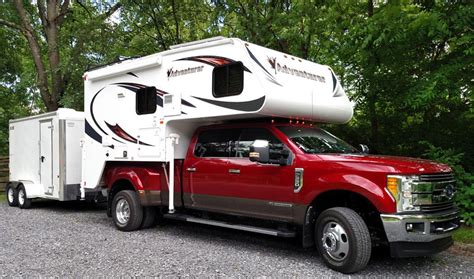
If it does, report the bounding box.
[183,128,241,211]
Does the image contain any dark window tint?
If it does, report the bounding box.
[194,129,241,158]
[213,62,244,98]
[136,86,157,115]
[278,126,358,154]
[233,128,283,158]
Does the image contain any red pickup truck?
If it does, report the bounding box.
[103,121,459,273]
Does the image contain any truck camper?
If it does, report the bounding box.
[7,37,459,273]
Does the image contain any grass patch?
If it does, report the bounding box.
[453,225,474,244]
[0,193,5,202]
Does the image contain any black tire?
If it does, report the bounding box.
[17,185,32,209]
[141,207,158,229]
[111,190,143,231]
[6,184,18,207]
[315,207,371,274]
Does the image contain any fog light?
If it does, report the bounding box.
[406,222,424,233]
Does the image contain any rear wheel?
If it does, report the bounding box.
[17,185,32,209]
[141,207,158,229]
[315,207,371,274]
[6,184,18,207]
[112,190,143,231]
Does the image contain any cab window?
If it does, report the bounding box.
[194,129,241,158]
[233,128,283,158]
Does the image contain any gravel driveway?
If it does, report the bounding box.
[1,201,472,277]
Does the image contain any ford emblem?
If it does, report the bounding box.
[443,184,455,199]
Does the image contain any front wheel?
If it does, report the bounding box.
[6,184,18,207]
[112,190,143,231]
[315,207,371,274]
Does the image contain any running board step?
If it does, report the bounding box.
[163,213,295,238]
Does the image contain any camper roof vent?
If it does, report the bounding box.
[170,36,227,50]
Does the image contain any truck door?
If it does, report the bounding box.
[40,120,53,195]
[226,128,295,221]
[183,128,241,211]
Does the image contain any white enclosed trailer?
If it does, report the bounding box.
[7,109,84,207]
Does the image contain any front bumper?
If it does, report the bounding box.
[380,210,460,257]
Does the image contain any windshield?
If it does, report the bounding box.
[278,126,359,154]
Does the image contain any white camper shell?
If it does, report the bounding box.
[9,109,84,201]
[82,37,353,193]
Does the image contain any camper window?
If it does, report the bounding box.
[136,86,157,115]
[212,62,244,98]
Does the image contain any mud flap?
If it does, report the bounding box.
[302,205,316,248]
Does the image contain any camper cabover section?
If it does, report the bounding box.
[82,37,353,190]
[8,109,84,204]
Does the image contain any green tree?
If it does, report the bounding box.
[0,1,121,111]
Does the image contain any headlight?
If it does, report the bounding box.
[386,175,420,212]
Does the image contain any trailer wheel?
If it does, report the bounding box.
[17,185,32,209]
[315,207,371,274]
[141,207,157,229]
[112,190,143,231]
[6,184,18,207]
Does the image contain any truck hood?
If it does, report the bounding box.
[315,154,452,174]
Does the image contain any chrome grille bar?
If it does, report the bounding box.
[419,173,455,182]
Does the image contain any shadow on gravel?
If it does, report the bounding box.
[160,219,313,253]
[27,199,107,212]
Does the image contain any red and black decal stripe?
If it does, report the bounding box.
[105,121,153,146]
[177,56,251,72]
[244,46,282,86]
[192,96,265,112]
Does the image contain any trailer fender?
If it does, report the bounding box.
[7,181,43,199]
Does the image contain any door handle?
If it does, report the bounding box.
[228,169,240,174]
[186,167,196,172]
[40,156,45,163]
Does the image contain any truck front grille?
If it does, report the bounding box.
[414,172,456,213]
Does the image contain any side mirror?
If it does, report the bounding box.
[249,140,270,164]
[359,144,369,154]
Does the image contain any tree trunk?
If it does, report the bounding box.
[367,0,378,153]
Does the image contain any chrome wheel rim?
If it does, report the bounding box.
[18,189,25,205]
[115,198,130,225]
[7,188,14,203]
[321,221,349,261]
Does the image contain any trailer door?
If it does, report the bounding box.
[40,120,53,195]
